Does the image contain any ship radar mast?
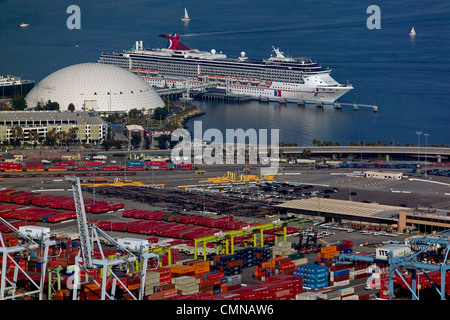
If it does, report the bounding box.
[272,46,285,58]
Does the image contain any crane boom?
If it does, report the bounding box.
[66,176,94,269]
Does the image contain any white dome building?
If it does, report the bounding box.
[25,63,165,112]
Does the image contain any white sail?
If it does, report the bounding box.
[409,26,416,36]
[182,8,190,21]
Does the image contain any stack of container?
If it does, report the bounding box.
[271,256,296,276]
[197,271,227,295]
[100,165,124,171]
[254,260,275,281]
[295,286,369,300]
[288,252,308,267]
[169,162,192,170]
[25,161,45,171]
[54,161,75,169]
[147,160,168,170]
[210,254,243,276]
[329,267,351,287]
[198,275,303,301]
[272,241,294,258]
[172,276,199,295]
[144,269,170,298]
[170,264,196,278]
[84,161,103,169]
[126,160,145,171]
[255,246,273,263]
[160,248,181,266]
[294,263,329,290]
[317,240,353,265]
[0,163,23,172]
[184,260,210,276]
[254,252,306,282]
[234,247,258,268]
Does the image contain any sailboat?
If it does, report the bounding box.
[20,23,29,28]
[181,8,190,22]
[409,26,416,36]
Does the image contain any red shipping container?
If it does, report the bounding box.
[85,161,102,166]
[55,162,75,167]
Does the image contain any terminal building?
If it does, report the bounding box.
[276,198,450,234]
[276,198,405,232]
[0,110,107,145]
[398,208,450,234]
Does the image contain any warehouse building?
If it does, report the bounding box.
[276,198,408,231]
[0,110,108,145]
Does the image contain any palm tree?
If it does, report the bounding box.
[46,128,57,149]
[29,130,39,149]
[55,131,65,149]
[69,127,79,147]
[10,126,23,148]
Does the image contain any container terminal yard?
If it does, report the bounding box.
[1,151,450,301]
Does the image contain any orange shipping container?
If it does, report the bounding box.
[170,265,195,274]
[321,246,337,253]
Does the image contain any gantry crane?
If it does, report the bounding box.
[65,176,158,300]
[193,220,288,260]
[389,229,450,300]
[0,218,56,300]
[337,229,450,300]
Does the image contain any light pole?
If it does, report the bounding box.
[416,131,422,168]
[424,133,429,176]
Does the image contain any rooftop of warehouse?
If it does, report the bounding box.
[276,198,413,221]
[0,110,106,125]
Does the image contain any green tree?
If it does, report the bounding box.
[12,96,27,110]
[10,126,23,147]
[153,107,169,121]
[68,103,75,112]
[128,108,142,119]
[301,149,311,159]
[46,128,57,148]
[29,130,39,149]
[130,134,142,149]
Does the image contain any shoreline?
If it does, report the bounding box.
[176,106,205,129]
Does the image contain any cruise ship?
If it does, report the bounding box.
[98,33,353,104]
[0,75,35,98]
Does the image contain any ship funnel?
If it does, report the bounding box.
[140,41,143,50]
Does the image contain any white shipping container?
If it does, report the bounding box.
[339,287,355,296]
[19,226,50,240]
[342,294,359,300]
[293,258,308,266]
[355,269,368,275]
[333,280,350,287]
[376,245,412,260]
[295,292,320,300]
[117,237,149,252]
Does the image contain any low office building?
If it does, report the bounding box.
[364,171,403,180]
[0,110,108,145]
[398,207,450,233]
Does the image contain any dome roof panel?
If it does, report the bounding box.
[25,63,165,112]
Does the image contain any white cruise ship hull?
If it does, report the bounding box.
[140,76,352,104]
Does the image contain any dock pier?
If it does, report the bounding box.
[192,92,251,103]
[334,102,378,112]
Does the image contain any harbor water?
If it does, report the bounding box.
[0,0,449,146]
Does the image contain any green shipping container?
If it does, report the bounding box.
[288,253,305,260]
